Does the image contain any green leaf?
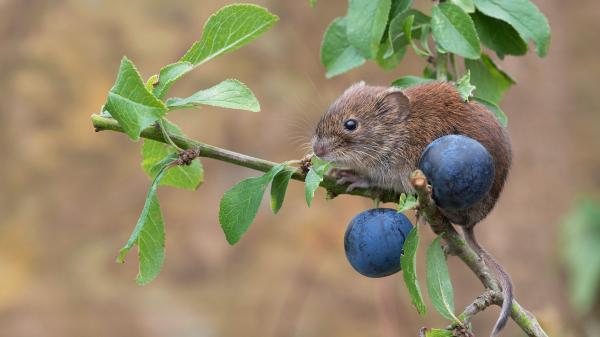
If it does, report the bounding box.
[166,79,260,112]
[376,40,406,70]
[152,61,194,100]
[305,157,332,207]
[450,0,475,13]
[474,0,550,57]
[118,160,172,285]
[181,4,278,65]
[141,121,203,190]
[390,0,413,19]
[426,236,460,323]
[456,70,476,101]
[321,17,367,78]
[560,198,600,314]
[309,0,317,8]
[423,66,437,79]
[471,10,527,58]
[388,9,430,54]
[431,3,481,59]
[401,226,427,315]
[472,96,508,127]
[425,328,454,337]
[392,76,434,89]
[398,193,419,213]
[219,164,286,245]
[465,54,515,104]
[270,168,294,214]
[104,57,167,140]
[346,0,391,59]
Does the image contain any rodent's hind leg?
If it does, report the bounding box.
[330,168,372,192]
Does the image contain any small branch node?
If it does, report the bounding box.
[300,153,313,174]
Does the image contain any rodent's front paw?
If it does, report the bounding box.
[331,168,372,192]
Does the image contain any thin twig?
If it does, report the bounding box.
[456,290,501,326]
[92,114,400,202]
[410,170,548,337]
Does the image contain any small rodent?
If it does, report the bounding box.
[312,81,512,337]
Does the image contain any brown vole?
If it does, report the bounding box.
[312,81,512,337]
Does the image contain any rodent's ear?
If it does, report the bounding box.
[377,88,411,120]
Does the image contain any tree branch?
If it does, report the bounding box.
[92,114,548,337]
[91,114,399,202]
[456,290,500,326]
[410,170,548,337]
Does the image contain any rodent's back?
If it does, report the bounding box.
[401,82,512,226]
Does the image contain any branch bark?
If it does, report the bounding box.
[410,170,548,337]
[92,114,399,203]
[91,114,548,337]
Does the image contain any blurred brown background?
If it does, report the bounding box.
[0,0,598,336]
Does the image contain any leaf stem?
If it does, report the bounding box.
[157,118,184,152]
[435,51,448,81]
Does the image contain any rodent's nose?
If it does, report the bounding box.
[313,142,329,158]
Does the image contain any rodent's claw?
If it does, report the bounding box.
[331,168,372,192]
[346,180,371,192]
[336,177,371,191]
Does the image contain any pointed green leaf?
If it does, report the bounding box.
[181,4,278,66]
[376,40,406,70]
[450,0,475,13]
[472,96,508,127]
[398,193,419,213]
[465,54,515,104]
[270,168,295,214]
[392,76,434,89]
[426,237,460,323]
[152,61,194,100]
[104,57,167,140]
[471,11,527,58]
[153,5,277,100]
[425,328,454,337]
[118,160,172,285]
[141,121,203,190]
[321,17,367,78]
[389,9,430,53]
[390,0,413,19]
[431,3,481,59]
[346,0,391,59]
[401,226,427,315]
[474,0,550,57]
[305,157,332,207]
[219,164,286,245]
[166,79,260,112]
[456,70,476,101]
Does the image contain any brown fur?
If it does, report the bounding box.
[313,81,512,227]
[313,82,513,337]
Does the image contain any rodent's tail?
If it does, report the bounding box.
[463,227,513,337]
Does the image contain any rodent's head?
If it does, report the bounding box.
[312,82,411,169]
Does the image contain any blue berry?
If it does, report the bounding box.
[344,208,413,278]
[419,135,494,210]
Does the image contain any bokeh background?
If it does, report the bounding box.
[1,0,599,336]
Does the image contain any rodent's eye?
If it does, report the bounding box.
[343,119,358,131]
